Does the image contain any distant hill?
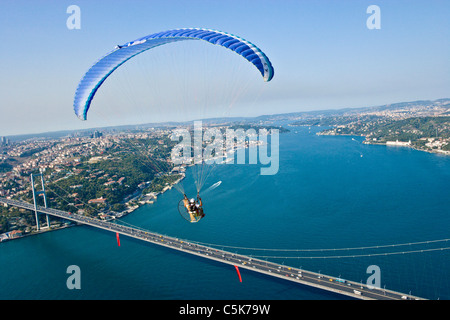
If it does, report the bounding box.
[5,98,449,142]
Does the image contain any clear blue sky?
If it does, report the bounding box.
[0,0,449,136]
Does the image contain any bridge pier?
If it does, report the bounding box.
[30,172,50,231]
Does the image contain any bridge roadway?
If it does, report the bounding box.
[1,197,425,300]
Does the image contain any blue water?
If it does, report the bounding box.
[1,126,449,300]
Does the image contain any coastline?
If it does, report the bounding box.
[1,144,248,243]
[0,222,76,243]
[317,131,450,156]
[118,172,186,216]
[363,140,450,156]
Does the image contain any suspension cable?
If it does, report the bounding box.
[187,238,450,252]
[247,246,450,259]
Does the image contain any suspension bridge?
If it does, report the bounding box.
[0,193,432,300]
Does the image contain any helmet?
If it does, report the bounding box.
[190,198,195,203]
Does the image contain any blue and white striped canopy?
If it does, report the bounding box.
[73,28,274,120]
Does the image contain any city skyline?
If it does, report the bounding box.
[1,0,449,136]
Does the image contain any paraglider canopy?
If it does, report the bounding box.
[73,28,274,121]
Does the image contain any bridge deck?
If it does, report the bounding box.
[0,197,424,300]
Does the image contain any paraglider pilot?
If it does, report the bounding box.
[183,193,205,222]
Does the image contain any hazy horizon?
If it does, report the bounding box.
[1,1,449,136]
[3,96,448,140]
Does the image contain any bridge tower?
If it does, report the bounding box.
[30,171,50,231]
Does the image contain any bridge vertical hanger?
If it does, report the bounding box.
[30,170,50,231]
